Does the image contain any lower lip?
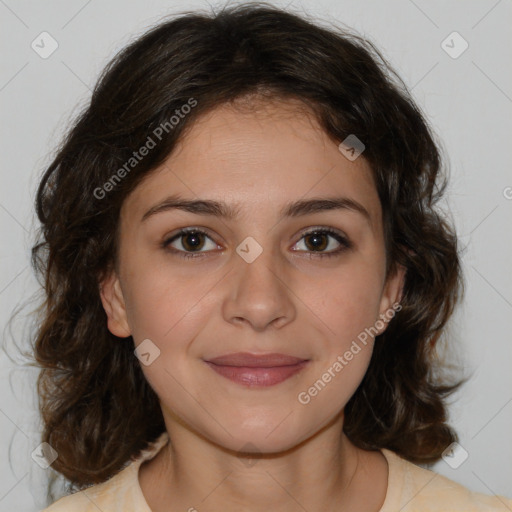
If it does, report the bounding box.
[205,361,309,387]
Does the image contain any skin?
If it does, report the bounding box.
[99,97,404,512]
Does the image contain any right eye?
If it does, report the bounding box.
[161,228,221,259]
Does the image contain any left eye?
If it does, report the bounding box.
[292,229,351,256]
[161,228,351,259]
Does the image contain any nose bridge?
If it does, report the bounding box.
[238,239,280,287]
[235,235,284,298]
[223,235,295,329]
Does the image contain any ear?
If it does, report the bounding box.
[376,263,405,335]
[99,271,131,338]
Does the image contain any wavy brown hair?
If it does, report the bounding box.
[25,1,465,503]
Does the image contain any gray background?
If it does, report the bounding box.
[1,0,511,510]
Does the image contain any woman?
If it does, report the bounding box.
[32,3,512,510]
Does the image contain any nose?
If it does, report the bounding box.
[222,242,296,332]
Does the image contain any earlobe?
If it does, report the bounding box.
[99,272,131,338]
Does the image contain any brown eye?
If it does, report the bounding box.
[181,231,206,251]
[162,228,219,258]
[292,228,352,258]
[304,231,329,251]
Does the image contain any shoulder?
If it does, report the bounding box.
[39,463,140,512]
[380,448,512,512]
[39,432,170,512]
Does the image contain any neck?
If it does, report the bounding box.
[139,414,388,512]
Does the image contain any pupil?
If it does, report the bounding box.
[184,232,203,251]
[307,232,327,251]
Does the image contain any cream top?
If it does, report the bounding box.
[41,432,512,511]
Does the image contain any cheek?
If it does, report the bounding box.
[125,273,214,408]
[312,264,384,345]
[123,262,213,341]
[297,292,378,419]
[298,343,373,414]
[121,273,220,399]
[291,266,383,411]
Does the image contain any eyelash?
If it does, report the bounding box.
[161,227,352,260]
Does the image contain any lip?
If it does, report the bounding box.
[204,352,310,387]
[206,352,307,367]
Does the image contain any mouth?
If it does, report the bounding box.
[204,352,310,387]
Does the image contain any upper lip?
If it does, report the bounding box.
[205,352,308,367]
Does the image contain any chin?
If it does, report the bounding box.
[200,414,312,456]
[219,431,303,457]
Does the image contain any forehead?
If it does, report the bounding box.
[121,98,380,225]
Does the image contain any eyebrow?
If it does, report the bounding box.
[140,193,372,225]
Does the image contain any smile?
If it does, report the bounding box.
[204,352,310,387]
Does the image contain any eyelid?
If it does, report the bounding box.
[294,225,350,243]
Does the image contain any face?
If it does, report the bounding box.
[100,98,403,454]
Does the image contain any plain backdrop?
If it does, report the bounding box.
[1,0,511,510]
